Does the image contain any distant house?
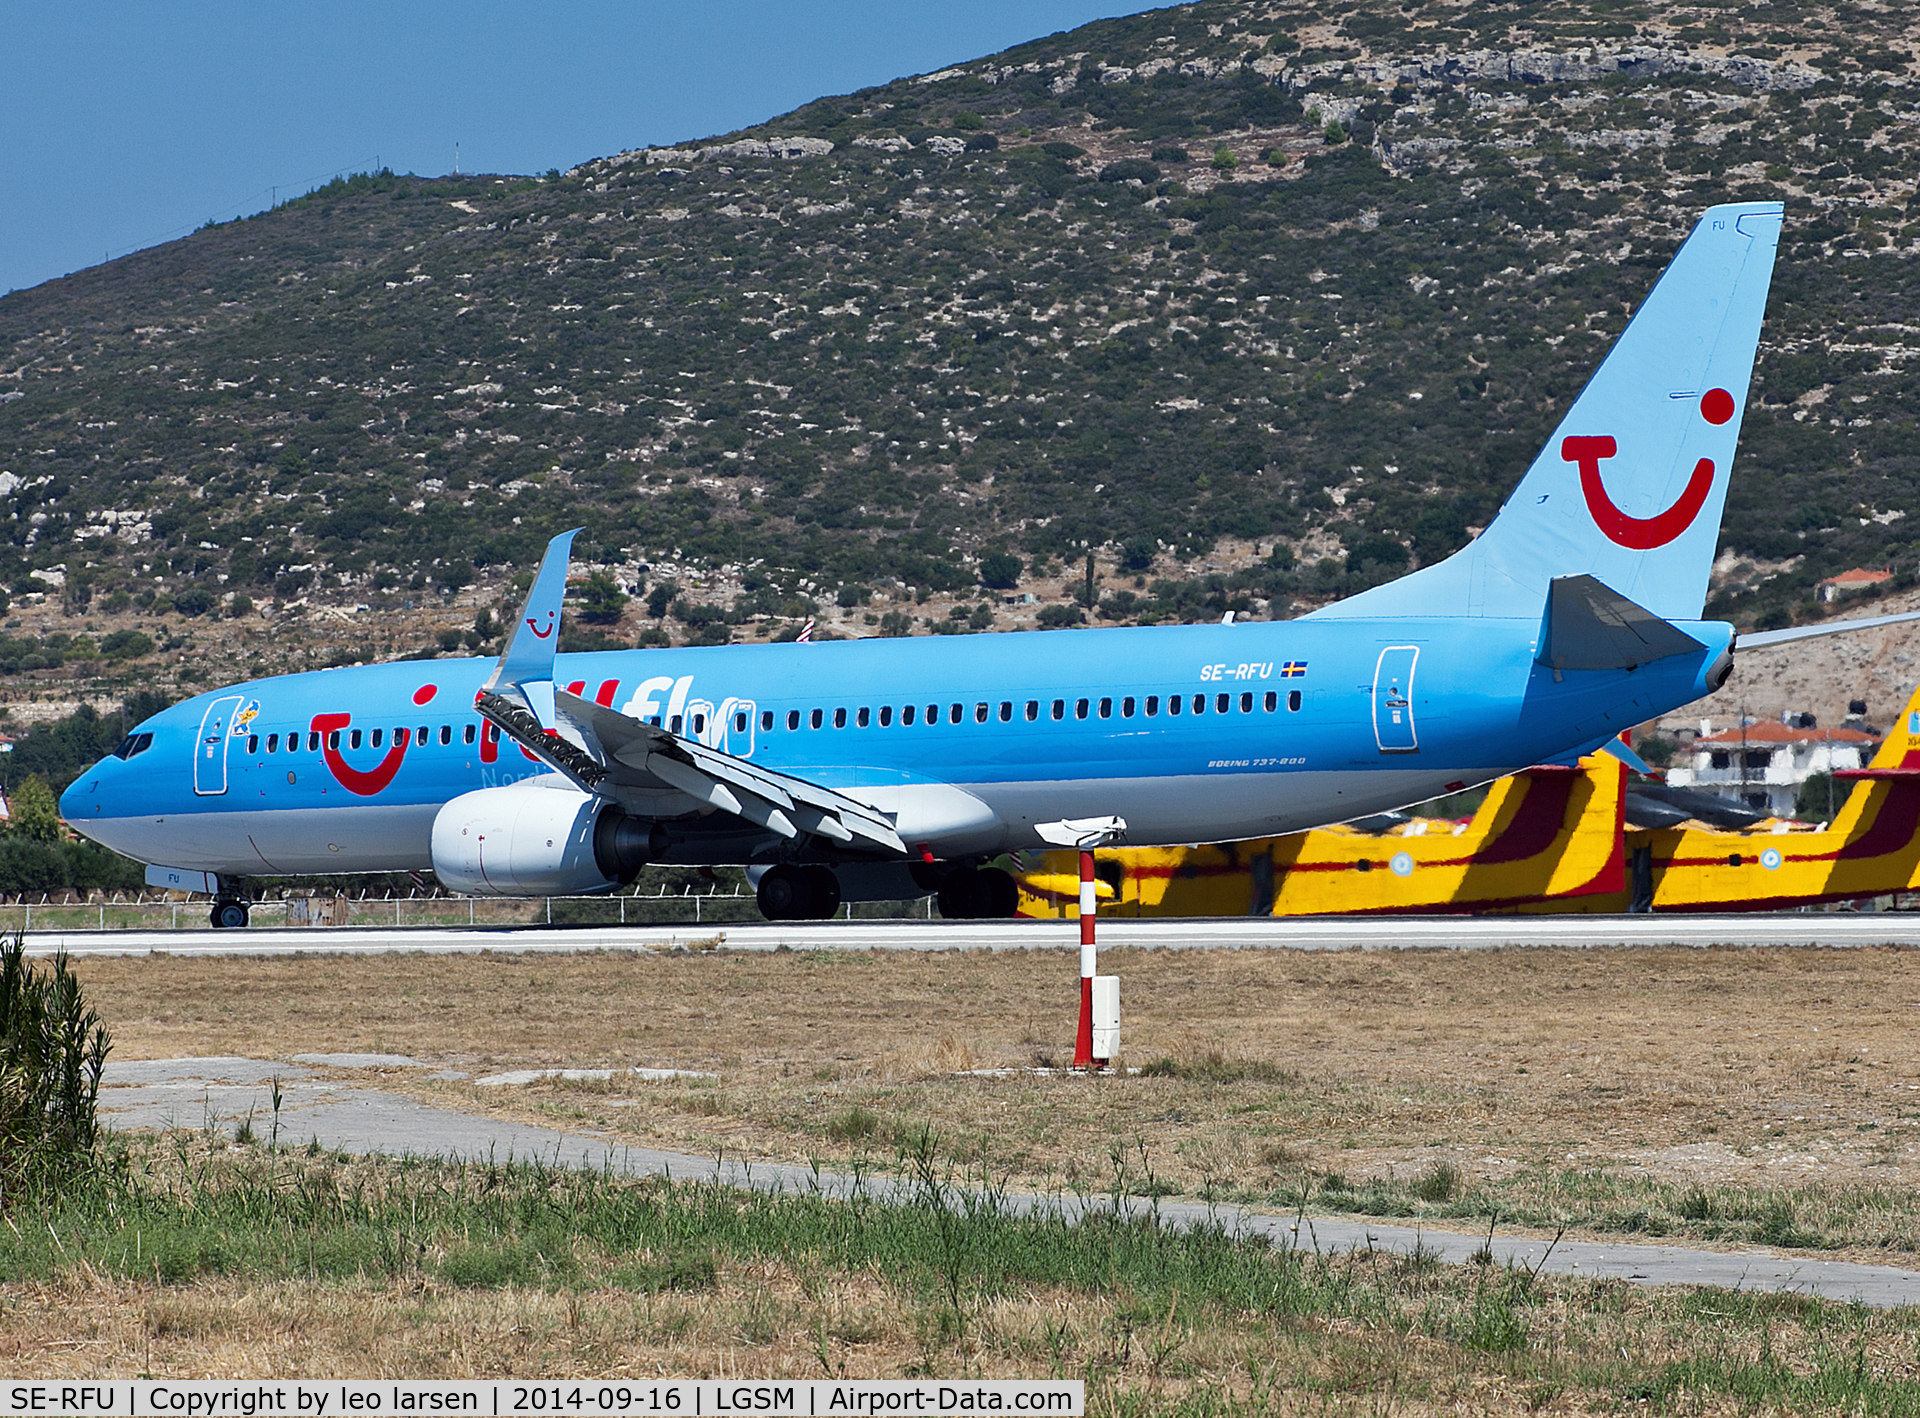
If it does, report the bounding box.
[1817,566,1894,602]
[1665,719,1877,817]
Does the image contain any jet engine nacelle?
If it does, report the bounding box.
[430,776,663,897]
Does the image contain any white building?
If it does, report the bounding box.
[1665,719,1877,818]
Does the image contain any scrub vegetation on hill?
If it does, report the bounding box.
[4,0,1920,701]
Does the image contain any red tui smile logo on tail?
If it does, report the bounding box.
[1567,389,1735,550]
[526,611,556,640]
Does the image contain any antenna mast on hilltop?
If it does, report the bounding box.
[454,142,461,176]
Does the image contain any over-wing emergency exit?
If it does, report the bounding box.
[63,203,1807,925]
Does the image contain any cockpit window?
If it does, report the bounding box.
[112,732,154,761]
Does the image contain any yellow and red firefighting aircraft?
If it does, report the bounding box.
[1015,683,1920,917]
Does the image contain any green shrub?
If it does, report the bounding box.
[0,936,111,1195]
[977,551,1023,589]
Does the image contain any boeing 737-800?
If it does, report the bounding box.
[64,202,1788,925]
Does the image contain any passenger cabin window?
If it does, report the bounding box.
[267,734,279,753]
[1122,698,1135,718]
[760,710,773,731]
[311,731,322,751]
[1025,701,1038,722]
[1216,694,1230,714]
[810,709,823,730]
[974,703,988,724]
[1075,698,1089,720]
[692,713,706,735]
[329,731,342,750]
[833,708,847,729]
[1098,698,1112,719]
[247,735,259,754]
[1264,692,1277,712]
[463,724,476,745]
[1289,689,1302,712]
[902,705,916,726]
[949,704,962,725]
[856,707,870,728]
[441,724,452,745]
[1146,696,1159,717]
[418,725,428,744]
[1168,695,1182,717]
[396,728,409,748]
[1240,692,1253,713]
[880,706,893,727]
[350,730,362,749]
[1052,699,1065,720]
[736,712,750,733]
[670,715,683,734]
[788,710,801,731]
[999,702,1013,723]
[1192,695,1206,715]
[927,704,939,726]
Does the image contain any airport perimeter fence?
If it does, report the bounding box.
[0,886,930,933]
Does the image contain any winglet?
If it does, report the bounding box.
[481,528,581,709]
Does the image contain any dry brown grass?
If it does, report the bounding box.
[70,942,1920,1252]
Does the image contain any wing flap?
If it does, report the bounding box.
[554,689,906,855]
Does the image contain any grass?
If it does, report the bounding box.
[6,1131,1920,1410]
[67,942,1920,1266]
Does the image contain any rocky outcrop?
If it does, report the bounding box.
[1289,43,1824,95]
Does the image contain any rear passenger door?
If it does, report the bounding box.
[1371,647,1419,754]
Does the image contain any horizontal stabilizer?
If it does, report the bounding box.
[1598,738,1653,776]
[1540,575,1703,674]
[1835,768,1920,782]
[1739,608,1920,650]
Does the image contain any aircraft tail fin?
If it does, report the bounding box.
[1311,201,1783,624]
[481,527,581,721]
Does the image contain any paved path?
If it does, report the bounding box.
[28,912,1920,957]
[100,1056,1920,1309]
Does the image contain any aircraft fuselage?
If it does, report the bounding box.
[64,614,1730,877]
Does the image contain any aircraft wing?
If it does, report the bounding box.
[556,689,906,855]
[472,530,906,857]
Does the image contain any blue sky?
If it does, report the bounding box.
[1,1,1152,297]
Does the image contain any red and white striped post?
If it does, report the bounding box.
[1073,848,1097,1069]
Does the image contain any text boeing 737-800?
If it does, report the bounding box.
[65,203,1791,926]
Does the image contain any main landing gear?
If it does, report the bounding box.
[756,865,843,921]
[210,898,251,930]
[935,866,1019,920]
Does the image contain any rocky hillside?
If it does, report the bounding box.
[3,0,1919,714]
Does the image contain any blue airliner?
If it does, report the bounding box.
[65,203,1794,925]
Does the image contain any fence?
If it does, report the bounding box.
[0,886,935,933]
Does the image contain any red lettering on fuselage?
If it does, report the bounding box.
[310,712,409,796]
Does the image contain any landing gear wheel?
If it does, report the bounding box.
[756,866,808,921]
[936,876,975,919]
[978,866,1019,918]
[935,867,1021,920]
[802,865,842,920]
[210,900,250,930]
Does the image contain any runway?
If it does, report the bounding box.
[23,911,1920,956]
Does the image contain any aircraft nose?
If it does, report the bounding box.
[60,762,107,822]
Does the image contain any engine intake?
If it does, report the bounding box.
[431,777,662,897]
